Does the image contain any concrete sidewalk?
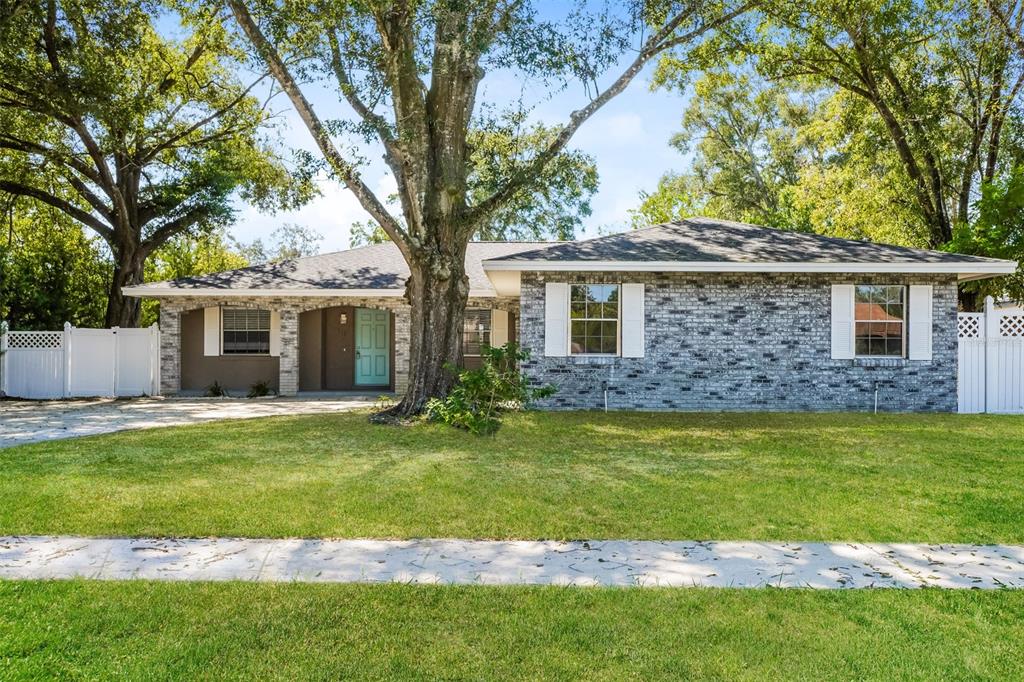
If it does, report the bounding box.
[2,536,1023,589]
[0,396,379,448]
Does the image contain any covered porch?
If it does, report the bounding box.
[157,295,515,397]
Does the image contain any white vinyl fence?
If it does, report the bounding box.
[958,296,1024,414]
[0,322,160,399]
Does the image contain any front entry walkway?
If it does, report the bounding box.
[0,396,378,448]
[2,536,1022,589]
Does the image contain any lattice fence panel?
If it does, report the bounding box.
[1000,315,1024,338]
[958,314,981,339]
[5,331,64,349]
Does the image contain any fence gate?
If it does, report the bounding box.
[0,323,160,399]
[958,297,1024,414]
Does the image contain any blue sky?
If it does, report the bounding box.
[232,58,691,252]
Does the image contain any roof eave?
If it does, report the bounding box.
[121,286,501,299]
[481,259,1018,277]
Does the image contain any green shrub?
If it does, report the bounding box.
[204,380,228,398]
[247,380,274,398]
[426,343,555,435]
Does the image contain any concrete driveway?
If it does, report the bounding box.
[0,396,379,448]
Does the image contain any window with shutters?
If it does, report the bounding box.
[570,284,619,355]
[221,307,271,355]
[854,285,906,357]
[463,308,491,356]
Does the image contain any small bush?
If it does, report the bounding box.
[426,343,555,435]
[374,394,396,412]
[204,380,228,398]
[247,380,274,398]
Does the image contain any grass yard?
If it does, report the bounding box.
[1,411,1023,542]
[2,581,1023,680]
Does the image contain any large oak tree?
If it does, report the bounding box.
[757,0,1024,248]
[226,0,757,415]
[0,0,308,326]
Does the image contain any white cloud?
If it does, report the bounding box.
[232,178,373,252]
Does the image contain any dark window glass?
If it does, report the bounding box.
[853,285,905,357]
[463,308,491,356]
[569,284,619,355]
[221,308,271,355]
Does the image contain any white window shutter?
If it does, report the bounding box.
[544,282,569,357]
[490,309,509,347]
[830,285,855,359]
[908,285,933,360]
[203,307,220,356]
[620,283,645,357]
[269,310,282,357]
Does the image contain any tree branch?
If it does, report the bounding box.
[984,0,1024,58]
[138,74,266,164]
[0,179,113,240]
[467,1,759,230]
[140,204,211,254]
[226,0,409,253]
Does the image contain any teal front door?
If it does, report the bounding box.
[355,308,390,386]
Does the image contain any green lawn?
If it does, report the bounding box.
[2,581,1023,680]
[2,411,1023,542]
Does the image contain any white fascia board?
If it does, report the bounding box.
[122,287,499,298]
[481,259,1018,276]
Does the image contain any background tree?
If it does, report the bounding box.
[0,0,311,327]
[634,66,819,228]
[757,0,1023,247]
[0,197,110,329]
[227,0,758,415]
[640,0,1024,305]
[234,222,324,264]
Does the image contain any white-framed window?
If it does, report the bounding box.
[463,308,491,356]
[854,285,906,357]
[221,307,271,355]
[570,283,619,355]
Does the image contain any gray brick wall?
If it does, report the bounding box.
[518,272,959,412]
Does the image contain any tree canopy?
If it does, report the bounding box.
[638,0,1024,305]
[0,0,311,326]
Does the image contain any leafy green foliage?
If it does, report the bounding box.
[247,380,273,398]
[0,200,109,329]
[467,124,599,241]
[639,0,1024,308]
[204,380,228,398]
[349,123,599,248]
[0,0,312,325]
[426,343,555,435]
[950,165,1024,305]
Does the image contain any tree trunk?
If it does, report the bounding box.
[105,246,144,327]
[389,250,470,417]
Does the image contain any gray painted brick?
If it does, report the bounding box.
[518,272,959,412]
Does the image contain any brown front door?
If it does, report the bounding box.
[323,306,355,390]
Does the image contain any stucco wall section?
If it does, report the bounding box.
[518,272,959,412]
[155,295,414,397]
[153,294,519,397]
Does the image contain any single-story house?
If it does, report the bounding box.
[124,217,1017,411]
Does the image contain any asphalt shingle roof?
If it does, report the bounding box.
[486,217,1005,264]
[130,241,555,294]
[129,217,1012,297]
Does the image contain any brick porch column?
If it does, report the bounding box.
[158,304,182,395]
[278,307,299,396]
[393,304,411,395]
